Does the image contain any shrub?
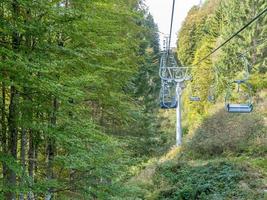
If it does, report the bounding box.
[152,161,264,200]
[184,108,266,158]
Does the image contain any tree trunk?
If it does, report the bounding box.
[34,142,38,178]
[6,86,18,200]
[1,82,7,178]
[19,128,27,200]
[0,3,7,177]
[5,0,20,198]
[27,129,35,200]
[45,97,58,200]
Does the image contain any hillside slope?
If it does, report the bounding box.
[128,90,267,200]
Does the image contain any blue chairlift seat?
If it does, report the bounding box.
[160,101,178,109]
[160,80,177,109]
[226,103,253,113]
[208,95,215,102]
[190,96,201,102]
[225,79,253,113]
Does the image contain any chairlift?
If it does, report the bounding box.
[159,51,188,82]
[188,83,201,102]
[160,80,178,109]
[208,95,215,102]
[225,80,253,113]
[158,36,188,109]
[190,96,201,102]
[225,54,253,113]
[207,69,219,103]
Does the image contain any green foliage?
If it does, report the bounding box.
[0,0,161,198]
[142,90,267,200]
[0,0,266,198]
[185,108,267,158]
[152,160,264,200]
[177,0,267,133]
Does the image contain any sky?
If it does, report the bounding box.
[145,0,202,48]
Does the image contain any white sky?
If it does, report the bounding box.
[145,0,202,48]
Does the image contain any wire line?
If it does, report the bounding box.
[193,6,267,66]
[168,0,176,51]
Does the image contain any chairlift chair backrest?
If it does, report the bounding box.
[188,82,201,102]
[225,54,254,113]
[225,80,253,113]
[207,68,219,103]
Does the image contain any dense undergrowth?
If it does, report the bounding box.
[152,160,264,200]
[128,90,267,200]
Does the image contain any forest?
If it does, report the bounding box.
[0,0,266,199]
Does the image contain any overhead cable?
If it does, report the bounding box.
[193,7,267,66]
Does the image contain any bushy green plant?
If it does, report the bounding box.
[152,161,264,200]
[185,108,266,158]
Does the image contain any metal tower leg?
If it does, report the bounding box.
[176,84,182,146]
